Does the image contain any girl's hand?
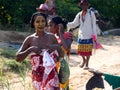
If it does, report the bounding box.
[68,32,73,39]
[58,24,64,33]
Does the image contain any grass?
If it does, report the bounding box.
[0,47,17,59]
[0,47,31,74]
[0,47,32,90]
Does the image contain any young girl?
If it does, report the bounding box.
[16,12,64,90]
[49,16,73,90]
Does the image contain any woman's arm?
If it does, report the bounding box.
[16,36,39,62]
[16,36,31,62]
[91,11,97,38]
[48,35,64,57]
[67,12,81,30]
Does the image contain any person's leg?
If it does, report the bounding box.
[66,85,69,90]
[84,56,90,69]
[66,81,69,90]
[80,56,86,68]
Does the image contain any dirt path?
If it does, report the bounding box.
[69,36,120,89]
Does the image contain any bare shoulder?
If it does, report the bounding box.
[26,33,35,39]
[45,32,57,43]
[46,32,56,39]
[23,33,35,43]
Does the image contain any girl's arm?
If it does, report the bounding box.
[58,24,73,51]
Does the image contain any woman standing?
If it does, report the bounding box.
[16,12,64,90]
[67,0,97,69]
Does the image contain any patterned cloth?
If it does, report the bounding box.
[30,50,59,90]
[78,38,93,56]
[56,32,73,89]
[57,32,73,58]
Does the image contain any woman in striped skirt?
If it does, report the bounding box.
[67,0,97,69]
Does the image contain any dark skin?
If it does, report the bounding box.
[16,15,64,62]
[49,20,73,51]
[49,19,72,90]
[79,2,91,69]
[80,2,90,11]
[16,15,62,90]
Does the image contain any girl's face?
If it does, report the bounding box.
[49,20,58,34]
[34,15,46,32]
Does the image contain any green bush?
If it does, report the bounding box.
[0,47,31,74]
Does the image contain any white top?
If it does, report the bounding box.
[67,9,97,39]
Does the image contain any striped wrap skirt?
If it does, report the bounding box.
[77,38,93,56]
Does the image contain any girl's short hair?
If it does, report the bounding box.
[30,12,47,28]
[51,16,68,29]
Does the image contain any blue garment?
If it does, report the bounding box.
[77,38,93,44]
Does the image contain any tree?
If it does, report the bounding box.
[0,0,120,31]
[0,0,44,30]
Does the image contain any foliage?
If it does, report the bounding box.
[0,45,31,89]
[0,0,120,31]
[56,0,80,21]
[0,48,17,58]
[0,47,31,74]
[90,0,120,28]
[0,56,31,90]
[0,0,44,31]
[4,58,31,73]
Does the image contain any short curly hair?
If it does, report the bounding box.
[30,12,47,28]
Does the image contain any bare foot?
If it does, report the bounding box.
[83,66,89,70]
[79,63,84,68]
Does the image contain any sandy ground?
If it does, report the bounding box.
[69,36,120,89]
[0,30,120,89]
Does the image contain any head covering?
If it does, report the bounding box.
[36,4,48,11]
[80,0,89,4]
[78,0,90,7]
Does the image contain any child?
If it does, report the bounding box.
[49,16,73,90]
[16,12,64,90]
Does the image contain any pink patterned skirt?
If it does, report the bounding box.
[30,50,60,90]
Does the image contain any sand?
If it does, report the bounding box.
[69,36,120,89]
